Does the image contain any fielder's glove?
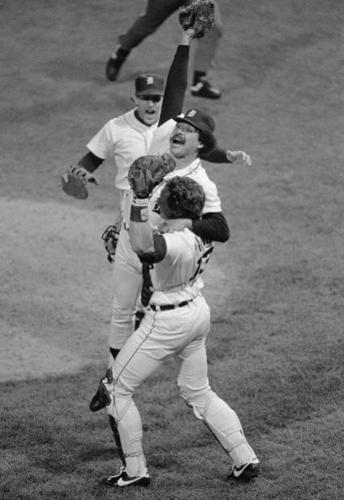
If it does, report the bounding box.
[179,0,215,39]
[61,165,99,200]
[102,222,121,263]
[127,153,175,199]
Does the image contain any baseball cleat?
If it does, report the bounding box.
[228,462,261,482]
[102,467,125,486]
[190,79,221,99]
[103,468,150,488]
[105,48,129,81]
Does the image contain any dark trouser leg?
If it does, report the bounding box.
[118,0,184,52]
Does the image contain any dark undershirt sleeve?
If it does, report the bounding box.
[138,233,167,263]
[192,212,230,242]
[200,147,232,164]
[78,151,104,172]
[159,45,190,126]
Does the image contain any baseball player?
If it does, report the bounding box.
[106,0,223,99]
[100,175,260,487]
[100,105,250,363]
[89,33,252,409]
[63,27,246,259]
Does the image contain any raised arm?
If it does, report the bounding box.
[159,30,194,126]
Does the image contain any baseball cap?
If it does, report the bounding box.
[175,108,217,152]
[135,73,165,97]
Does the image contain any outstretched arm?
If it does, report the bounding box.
[159,211,230,243]
[129,198,167,262]
[201,147,252,166]
[159,30,194,126]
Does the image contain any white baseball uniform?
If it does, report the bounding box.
[87,109,157,218]
[109,156,222,350]
[108,228,259,476]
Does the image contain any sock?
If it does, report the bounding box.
[193,71,206,85]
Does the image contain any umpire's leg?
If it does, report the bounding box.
[119,0,184,52]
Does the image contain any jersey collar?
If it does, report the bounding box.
[164,157,202,180]
[125,109,158,133]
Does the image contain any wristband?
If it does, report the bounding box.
[131,198,149,222]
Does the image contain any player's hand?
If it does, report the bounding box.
[227,150,252,167]
[182,28,196,45]
[158,218,192,233]
[61,165,99,200]
[71,165,100,184]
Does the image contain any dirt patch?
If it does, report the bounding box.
[0,197,235,382]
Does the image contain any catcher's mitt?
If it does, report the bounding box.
[179,0,215,39]
[61,165,99,200]
[128,153,175,199]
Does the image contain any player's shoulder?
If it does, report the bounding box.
[163,229,197,256]
[190,163,218,189]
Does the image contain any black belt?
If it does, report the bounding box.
[149,299,192,312]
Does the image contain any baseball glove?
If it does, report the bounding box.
[102,222,121,263]
[179,0,215,39]
[128,153,175,199]
[61,165,99,200]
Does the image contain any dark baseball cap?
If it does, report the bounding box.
[135,73,165,97]
[175,108,217,152]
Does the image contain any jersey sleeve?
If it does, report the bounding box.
[86,120,114,160]
[192,212,230,242]
[202,177,222,213]
[148,119,175,155]
[138,233,167,263]
[162,232,190,261]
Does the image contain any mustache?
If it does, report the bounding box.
[170,133,185,144]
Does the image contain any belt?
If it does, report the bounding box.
[149,299,193,312]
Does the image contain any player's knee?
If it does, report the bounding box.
[177,382,214,420]
[109,394,133,423]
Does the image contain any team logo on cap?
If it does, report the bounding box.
[187,109,197,117]
[146,76,154,85]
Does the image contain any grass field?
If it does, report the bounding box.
[1,0,344,498]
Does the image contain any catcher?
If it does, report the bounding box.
[99,175,261,487]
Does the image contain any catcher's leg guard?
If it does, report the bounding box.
[108,396,146,477]
[108,414,126,466]
[180,387,258,467]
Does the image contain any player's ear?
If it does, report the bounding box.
[131,96,138,105]
[197,131,204,150]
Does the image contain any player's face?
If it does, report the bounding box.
[136,95,162,126]
[169,121,203,159]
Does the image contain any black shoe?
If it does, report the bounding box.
[105,49,129,81]
[228,462,261,482]
[103,468,150,488]
[105,57,124,81]
[190,79,221,99]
